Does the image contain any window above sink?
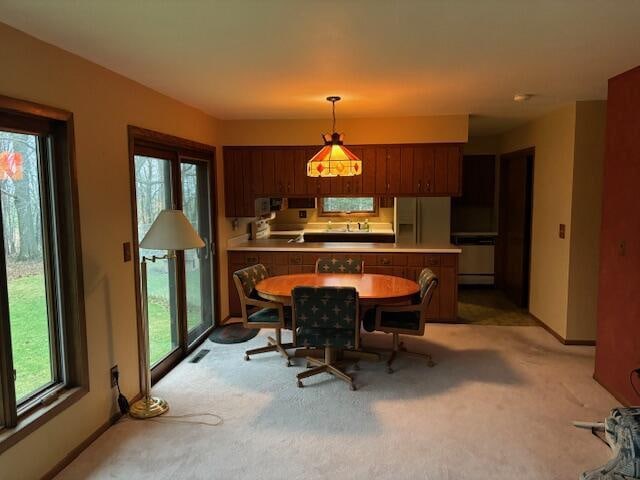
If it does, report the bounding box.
[320,197,377,217]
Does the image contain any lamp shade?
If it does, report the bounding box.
[139,209,205,250]
[307,143,362,177]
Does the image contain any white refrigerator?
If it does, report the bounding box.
[394,197,451,245]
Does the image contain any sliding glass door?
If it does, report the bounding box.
[130,131,217,382]
[134,155,179,365]
[181,161,214,343]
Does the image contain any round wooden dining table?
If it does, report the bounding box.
[255,273,420,305]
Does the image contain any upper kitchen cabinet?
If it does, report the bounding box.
[433,144,462,196]
[453,155,495,207]
[398,143,461,196]
[223,143,463,216]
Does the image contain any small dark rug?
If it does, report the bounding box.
[209,323,259,344]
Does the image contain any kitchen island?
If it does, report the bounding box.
[227,241,460,321]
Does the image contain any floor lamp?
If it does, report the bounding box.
[129,209,205,419]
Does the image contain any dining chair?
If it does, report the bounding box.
[232,264,294,366]
[315,256,364,274]
[291,286,360,390]
[371,267,438,373]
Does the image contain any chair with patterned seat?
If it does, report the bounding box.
[315,256,364,274]
[372,267,438,373]
[291,286,360,390]
[232,264,294,365]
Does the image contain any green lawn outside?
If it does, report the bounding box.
[8,267,209,399]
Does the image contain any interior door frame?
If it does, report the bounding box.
[496,147,534,308]
[127,126,220,388]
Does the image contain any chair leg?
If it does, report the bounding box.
[296,365,328,387]
[296,348,357,390]
[245,329,294,365]
[245,344,278,360]
[326,365,356,390]
[386,334,435,371]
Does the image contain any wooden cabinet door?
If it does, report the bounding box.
[261,149,277,196]
[434,145,449,195]
[374,147,388,194]
[360,146,377,195]
[400,146,415,194]
[344,146,363,195]
[224,148,248,217]
[386,146,402,195]
[238,149,255,216]
[447,144,462,196]
[273,149,295,196]
[223,148,237,217]
[415,145,435,194]
[250,148,264,198]
[292,148,309,196]
[433,144,462,196]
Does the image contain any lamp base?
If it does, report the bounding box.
[129,395,169,419]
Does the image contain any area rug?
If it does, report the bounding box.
[208,323,259,344]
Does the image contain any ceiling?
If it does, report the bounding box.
[1,0,639,136]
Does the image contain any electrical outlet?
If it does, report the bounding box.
[110,365,118,388]
[298,210,307,219]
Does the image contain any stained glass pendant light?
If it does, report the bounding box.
[307,96,362,177]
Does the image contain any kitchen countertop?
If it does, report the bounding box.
[228,240,461,253]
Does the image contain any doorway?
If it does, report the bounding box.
[495,148,534,308]
[128,127,219,385]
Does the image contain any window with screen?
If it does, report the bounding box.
[0,96,87,450]
[320,197,377,216]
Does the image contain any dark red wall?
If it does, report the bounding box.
[594,66,640,405]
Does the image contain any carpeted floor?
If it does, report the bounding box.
[57,325,616,480]
[458,288,538,326]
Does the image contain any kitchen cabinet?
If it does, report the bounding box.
[223,143,462,217]
[227,250,458,321]
[452,155,495,207]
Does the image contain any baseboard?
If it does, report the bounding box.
[42,392,142,480]
[593,373,632,407]
[530,314,596,346]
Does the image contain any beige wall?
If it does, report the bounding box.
[498,102,606,341]
[222,116,468,146]
[0,23,221,479]
[499,105,577,339]
[566,101,607,340]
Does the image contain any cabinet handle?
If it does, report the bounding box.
[418,180,422,192]
[387,182,390,192]
[246,256,258,263]
[426,181,431,192]
[381,257,391,265]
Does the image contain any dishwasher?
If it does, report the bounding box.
[451,234,496,286]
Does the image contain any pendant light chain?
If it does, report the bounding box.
[332,98,336,132]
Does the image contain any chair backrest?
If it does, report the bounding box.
[291,286,359,350]
[315,256,364,274]
[417,268,439,311]
[232,264,269,320]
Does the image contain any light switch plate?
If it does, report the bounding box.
[123,242,132,262]
[559,224,566,239]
